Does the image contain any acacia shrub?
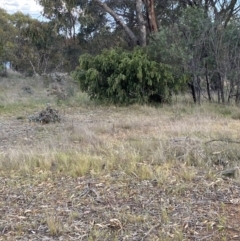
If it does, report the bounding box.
[73,47,175,104]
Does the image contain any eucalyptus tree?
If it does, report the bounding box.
[21,19,66,75]
[0,8,16,75]
[148,0,240,104]
[209,20,240,104]
[2,11,65,75]
[36,0,158,49]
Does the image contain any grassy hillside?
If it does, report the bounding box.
[0,72,240,240]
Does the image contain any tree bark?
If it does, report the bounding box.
[144,0,158,33]
[235,84,240,104]
[136,0,147,46]
[188,80,197,103]
[217,72,225,103]
[94,0,139,46]
[205,63,212,102]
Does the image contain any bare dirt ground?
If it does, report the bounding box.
[1,74,240,240]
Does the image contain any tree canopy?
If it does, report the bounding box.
[1,0,240,104]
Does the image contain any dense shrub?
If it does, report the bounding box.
[73,47,176,104]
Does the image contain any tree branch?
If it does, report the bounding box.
[205,139,240,144]
[94,0,139,46]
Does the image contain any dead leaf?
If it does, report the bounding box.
[24,209,32,214]
[108,218,123,230]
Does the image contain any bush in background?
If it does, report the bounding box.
[73,47,178,105]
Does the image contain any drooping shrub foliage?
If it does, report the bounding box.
[73,47,178,104]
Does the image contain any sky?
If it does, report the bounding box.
[0,0,44,20]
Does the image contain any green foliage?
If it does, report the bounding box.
[73,48,175,104]
[150,8,211,64]
[0,9,16,65]
[0,8,68,75]
[147,25,190,93]
[148,7,232,103]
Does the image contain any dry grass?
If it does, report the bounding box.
[0,72,240,240]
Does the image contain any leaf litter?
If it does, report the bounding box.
[0,106,240,240]
[0,171,240,240]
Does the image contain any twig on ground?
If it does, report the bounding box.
[219,167,240,178]
[79,187,102,203]
[205,139,240,144]
[141,223,161,241]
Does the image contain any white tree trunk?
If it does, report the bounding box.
[136,0,147,47]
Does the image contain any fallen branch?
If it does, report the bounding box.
[79,187,102,203]
[29,60,38,76]
[141,223,161,241]
[219,167,240,178]
[205,139,240,144]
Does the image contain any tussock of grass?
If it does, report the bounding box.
[46,215,64,236]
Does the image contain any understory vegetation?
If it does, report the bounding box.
[1,1,240,105]
[1,0,240,239]
[0,72,240,240]
[73,48,175,104]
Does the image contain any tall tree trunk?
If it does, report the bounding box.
[136,0,147,46]
[144,0,158,33]
[217,72,225,103]
[235,84,240,104]
[196,76,201,104]
[94,0,139,46]
[205,63,212,102]
[227,78,234,103]
[188,80,197,103]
